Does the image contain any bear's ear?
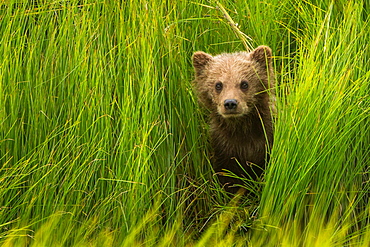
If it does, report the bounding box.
[250,45,272,68]
[192,51,213,77]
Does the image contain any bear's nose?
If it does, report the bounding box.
[224,99,238,110]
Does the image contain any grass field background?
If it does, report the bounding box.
[0,0,369,246]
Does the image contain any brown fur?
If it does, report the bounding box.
[192,46,275,193]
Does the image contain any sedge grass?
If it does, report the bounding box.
[0,0,368,246]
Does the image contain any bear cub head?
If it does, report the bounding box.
[192,46,274,118]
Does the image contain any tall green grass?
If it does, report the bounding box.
[0,0,368,246]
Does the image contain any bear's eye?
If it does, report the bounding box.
[215,82,223,91]
[240,80,249,90]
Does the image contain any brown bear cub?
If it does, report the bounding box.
[192,46,275,194]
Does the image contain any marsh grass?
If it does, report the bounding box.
[0,0,369,246]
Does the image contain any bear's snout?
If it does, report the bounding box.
[220,98,249,117]
[224,99,238,110]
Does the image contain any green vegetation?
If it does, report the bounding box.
[0,0,368,246]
